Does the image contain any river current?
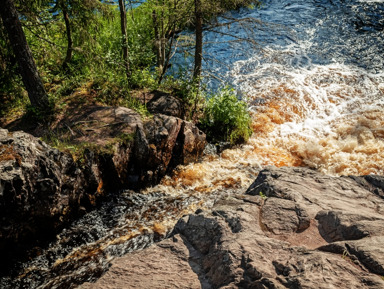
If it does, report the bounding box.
[1,0,383,287]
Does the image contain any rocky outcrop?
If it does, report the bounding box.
[146,91,185,119]
[57,106,206,189]
[0,107,206,264]
[0,129,89,259]
[134,114,206,186]
[81,167,384,288]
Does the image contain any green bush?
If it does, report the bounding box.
[201,86,252,144]
[129,67,157,89]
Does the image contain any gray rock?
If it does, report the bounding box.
[363,175,384,198]
[347,236,384,275]
[261,197,310,234]
[0,108,206,261]
[82,167,384,288]
[147,92,185,118]
[316,210,384,242]
[320,236,384,276]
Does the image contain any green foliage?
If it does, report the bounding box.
[126,4,156,69]
[0,19,26,117]
[201,86,252,144]
[117,132,135,144]
[23,100,55,123]
[44,137,112,163]
[0,91,28,119]
[120,96,151,118]
[129,68,157,89]
[1,0,260,126]
[90,72,151,117]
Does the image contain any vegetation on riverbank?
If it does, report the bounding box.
[0,0,257,145]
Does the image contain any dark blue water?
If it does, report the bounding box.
[172,0,383,88]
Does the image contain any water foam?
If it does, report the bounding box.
[141,62,384,199]
[232,59,384,175]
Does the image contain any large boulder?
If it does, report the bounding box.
[0,129,93,257]
[50,106,206,190]
[146,91,185,118]
[81,167,384,288]
[0,107,206,265]
[129,113,206,187]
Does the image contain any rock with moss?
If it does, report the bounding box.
[0,128,94,261]
[58,106,206,189]
[43,106,206,190]
[0,106,206,263]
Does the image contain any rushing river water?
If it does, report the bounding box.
[1,0,384,288]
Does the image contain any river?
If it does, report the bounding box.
[1,0,383,287]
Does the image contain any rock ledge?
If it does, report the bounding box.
[0,107,206,263]
[81,167,384,289]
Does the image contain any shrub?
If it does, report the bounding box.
[201,86,252,144]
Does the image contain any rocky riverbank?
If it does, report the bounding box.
[80,167,384,288]
[0,101,206,270]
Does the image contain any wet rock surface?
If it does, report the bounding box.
[0,109,205,270]
[82,167,384,288]
[0,129,88,257]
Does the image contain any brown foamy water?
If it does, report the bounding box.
[148,64,384,198]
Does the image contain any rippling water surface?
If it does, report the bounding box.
[1,0,383,287]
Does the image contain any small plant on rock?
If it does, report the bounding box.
[259,191,267,199]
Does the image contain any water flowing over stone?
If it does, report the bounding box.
[81,167,384,288]
[175,0,384,175]
[0,107,206,282]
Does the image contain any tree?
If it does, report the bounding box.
[59,0,73,71]
[193,0,203,86]
[0,0,50,112]
[44,0,111,73]
[118,0,131,80]
[149,0,192,83]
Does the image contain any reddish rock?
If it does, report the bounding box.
[81,167,384,289]
[0,107,206,266]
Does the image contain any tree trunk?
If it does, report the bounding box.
[61,1,72,71]
[0,0,50,112]
[118,0,130,80]
[152,10,164,78]
[193,0,203,87]
[157,25,176,84]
